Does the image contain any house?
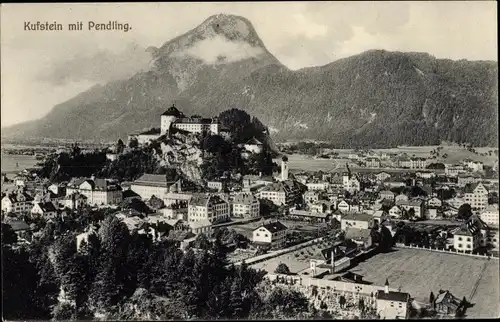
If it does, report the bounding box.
[303,191,320,204]
[457,173,483,186]
[31,202,58,218]
[409,157,427,169]
[7,220,32,242]
[337,199,362,213]
[343,173,361,193]
[427,197,443,208]
[365,158,381,168]
[398,199,425,219]
[310,200,336,214]
[371,210,388,225]
[48,183,67,197]
[395,193,409,203]
[453,215,489,252]
[332,209,343,222]
[258,180,304,206]
[61,193,87,210]
[1,191,34,214]
[189,219,212,235]
[434,290,462,316]
[164,192,194,206]
[130,174,179,200]
[464,183,489,211]
[445,164,466,177]
[161,201,189,220]
[375,171,391,182]
[232,192,260,218]
[306,181,330,191]
[397,157,412,168]
[379,190,395,201]
[427,207,439,220]
[76,226,98,252]
[375,279,410,319]
[337,200,351,213]
[207,180,225,192]
[243,137,264,154]
[416,171,436,179]
[288,209,330,223]
[122,189,142,202]
[341,212,374,231]
[466,160,484,172]
[389,205,403,219]
[34,191,58,204]
[66,177,122,206]
[188,194,229,224]
[345,228,372,249]
[242,174,274,189]
[252,220,288,249]
[479,204,499,227]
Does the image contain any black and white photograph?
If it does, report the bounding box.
[1,1,499,320]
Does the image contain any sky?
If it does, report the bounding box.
[1,1,497,127]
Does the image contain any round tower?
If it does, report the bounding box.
[281,155,289,181]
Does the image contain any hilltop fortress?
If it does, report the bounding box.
[128,104,227,145]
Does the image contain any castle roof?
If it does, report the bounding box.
[161,104,183,117]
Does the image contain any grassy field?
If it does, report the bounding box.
[348,248,499,318]
[277,144,498,172]
[229,220,327,239]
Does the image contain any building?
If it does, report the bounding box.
[161,201,189,220]
[427,197,443,208]
[61,193,88,210]
[341,213,374,231]
[375,279,410,319]
[288,209,331,223]
[189,219,212,235]
[365,158,381,168]
[243,137,264,154]
[395,193,409,203]
[464,182,489,211]
[160,104,220,136]
[343,173,361,193]
[345,228,372,249]
[306,181,330,191]
[207,180,225,192]
[457,173,483,186]
[258,180,304,207]
[128,129,162,146]
[303,191,320,205]
[252,220,288,249]
[375,172,391,182]
[453,215,489,252]
[232,192,260,218]
[379,190,395,201]
[130,174,179,200]
[188,194,229,224]
[66,178,122,206]
[409,157,427,169]
[479,205,499,227]
[48,183,66,197]
[434,290,461,316]
[466,160,484,172]
[397,199,425,219]
[389,205,403,219]
[31,202,58,218]
[445,164,466,177]
[1,191,34,214]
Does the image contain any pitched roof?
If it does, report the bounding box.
[233,192,258,205]
[342,212,373,222]
[190,195,226,207]
[133,174,175,188]
[376,290,410,302]
[259,221,288,233]
[35,202,57,213]
[161,104,183,117]
[245,137,263,145]
[8,220,31,231]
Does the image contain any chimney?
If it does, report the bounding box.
[384,278,389,294]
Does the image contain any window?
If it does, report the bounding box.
[458,243,463,248]
[458,237,462,241]
[467,237,471,242]
[467,244,471,249]
[265,234,268,237]
[256,233,260,237]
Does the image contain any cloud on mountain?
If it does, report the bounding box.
[36,43,153,85]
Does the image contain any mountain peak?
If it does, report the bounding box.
[153,13,280,67]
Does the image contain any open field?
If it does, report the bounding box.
[348,248,499,318]
[276,144,498,172]
[1,153,40,174]
[230,220,327,239]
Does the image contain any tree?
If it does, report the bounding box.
[274,263,291,275]
[2,223,18,245]
[457,204,473,220]
[339,295,346,308]
[429,291,435,304]
[128,137,139,149]
[408,208,416,219]
[116,139,125,154]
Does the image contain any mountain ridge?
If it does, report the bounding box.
[2,14,498,148]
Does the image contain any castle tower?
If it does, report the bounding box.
[161,104,182,135]
[281,156,289,181]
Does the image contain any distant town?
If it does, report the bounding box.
[2,104,499,320]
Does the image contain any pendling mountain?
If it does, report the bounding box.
[2,14,498,147]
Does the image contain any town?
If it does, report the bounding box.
[2,104,499,320]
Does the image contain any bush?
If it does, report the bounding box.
[275,263,291,275]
